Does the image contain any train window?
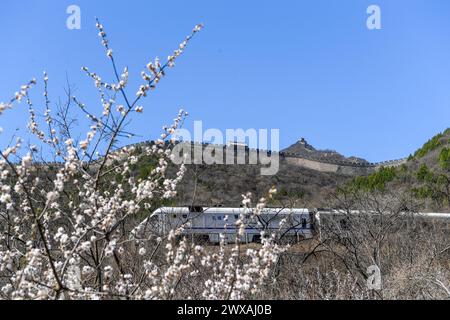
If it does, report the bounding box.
[189,206,204,213]
[217,216,222,221]
[302,218,307,228]
[182,214,188,219]
[234,215,239,220]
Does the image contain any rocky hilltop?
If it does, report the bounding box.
[282,138,369,165]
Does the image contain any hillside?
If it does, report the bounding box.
[347,128,450,210]
[173,160,351,207]
[173,131,450,209]
[407,128,450,171]
[126,130,450,210]
[160,139,371,207]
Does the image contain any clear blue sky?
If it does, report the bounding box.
[1,0,450,162]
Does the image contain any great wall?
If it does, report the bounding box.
[36,140,407,176]
[281,150,406,175]
[128,140,408,176]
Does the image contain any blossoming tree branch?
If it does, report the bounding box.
[0,20,285,300]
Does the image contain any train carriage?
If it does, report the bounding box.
[152,206,314,243]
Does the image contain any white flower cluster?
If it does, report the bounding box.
[0,79,36,115]
[81,67,110,90]
[138,24,204,98]
[96,19,112,58]
[201,234,285,300]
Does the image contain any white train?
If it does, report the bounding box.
[151,206,314,243]
[151,206,450,244]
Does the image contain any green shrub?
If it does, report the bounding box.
[413,133,445,158]
[350,166,397,191]
[412,186,433,199]
[417,164,432,181]
[439,147,450,170]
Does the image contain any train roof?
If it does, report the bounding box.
[316,209,450,219]
[410,212,450,219]
[152,207,309,215]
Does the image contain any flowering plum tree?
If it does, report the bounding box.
[0,20,285,300]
